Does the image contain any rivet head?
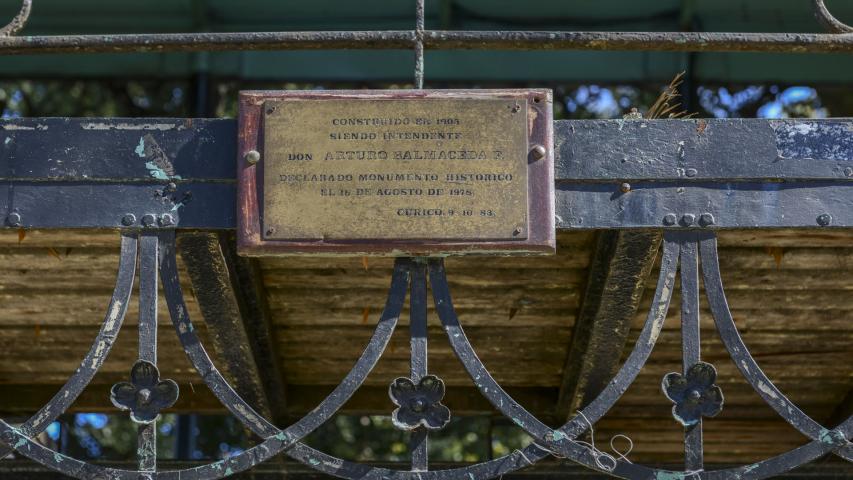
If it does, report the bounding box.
[662,213,677,226]
[844,167,853,177]
[6,212,22,227]
[699,213,715,227]
[141,214,157,227]
[530,145,547,160]
[121,214,136,226]
[160,213,175,227]
[245,150,261,165]
[817,213,832,226]
[681,213,696,226]
[685,168,698,178]
[619,182,631,193]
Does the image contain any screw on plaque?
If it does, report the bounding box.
[662,213,677,226]
[6,212,21,227]
[245,150,261,165]
[530,145,546,160]
[699,213,715,227]
[513,226,524,236]
[817,213,832,226]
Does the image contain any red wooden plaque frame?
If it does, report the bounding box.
[237,89,555,256]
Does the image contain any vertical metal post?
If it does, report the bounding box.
[679,236,703,471]
[409,260,429,471]
[138,233,160,473]
[414,0,425,88]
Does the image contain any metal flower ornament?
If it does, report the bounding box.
[661,361,724,427]
[110,360,180,424]
[389,375,451,430]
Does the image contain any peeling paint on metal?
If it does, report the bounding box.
[135,137,146,158]
[655,471,685,480]
[1,124,47,131]
[757,380,779,399]
[772,121,853,162]
[233,403,266,433]
[105,300,123,331]
[649,270,675,346]
[81,122,182,131]
[91,341,107,368]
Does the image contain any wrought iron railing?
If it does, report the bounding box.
[0,1,852,479]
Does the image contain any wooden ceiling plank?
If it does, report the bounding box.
[555,231,661,420]
[177,232,288,425]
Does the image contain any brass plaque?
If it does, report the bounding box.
[261,97,529,241]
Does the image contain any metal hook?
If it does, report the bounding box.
[0,0,32,37]
[814,0,853,34]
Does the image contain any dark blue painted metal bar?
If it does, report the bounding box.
[2,118,852,230]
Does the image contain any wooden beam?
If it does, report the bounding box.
[556,231,661,420]
[826,387,853,428]
[177,232,288,424]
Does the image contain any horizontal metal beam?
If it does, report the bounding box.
[556,119,853,181]
[0,118,235,181]
[2,118,852,230]
[555,182,853,229]
[1,30,852,56]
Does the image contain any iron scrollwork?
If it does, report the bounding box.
[0,0,31,37]
[814,0,853,34]
[0,229,849,479]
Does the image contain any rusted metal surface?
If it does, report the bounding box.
[1,30,853,55]
[237,89,555,256]
[0,31,415,55]
[423,30,853,53]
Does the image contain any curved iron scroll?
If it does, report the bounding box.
[0,0,31,37]
[0,230,849,479]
